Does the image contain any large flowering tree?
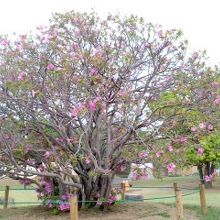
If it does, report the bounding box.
[0,11,207,208]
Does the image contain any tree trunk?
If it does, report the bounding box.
[198,165,204,184]
[80,174,113,209]
[204,162,212,189]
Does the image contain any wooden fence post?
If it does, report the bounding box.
[121,182,126,200]
[173,183,184,220]
[199,184,207,215]
[4,185,9,209]
[70,194,78,220]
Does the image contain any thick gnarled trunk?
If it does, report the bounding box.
[79,174,114,208]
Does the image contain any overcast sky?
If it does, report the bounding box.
[0,0,219,65]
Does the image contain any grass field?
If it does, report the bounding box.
[0,178,38,207]
[130,175,220,207]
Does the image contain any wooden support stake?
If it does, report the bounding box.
[121,182,126,200]
[125,180,130,192]
[173,183,184,220]
[199,184,207,215]
[70,194,78,220]
[4,185,9,209]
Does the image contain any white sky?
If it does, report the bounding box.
[0,0,219,65]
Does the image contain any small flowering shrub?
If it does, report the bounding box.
[36,177,72,213]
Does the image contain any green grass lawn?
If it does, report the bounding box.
[130,176,220,207]
[0,178,39,207]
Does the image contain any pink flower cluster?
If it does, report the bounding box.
[168,145,173,152]
[90,67,98,76]
[19,178,32,186]
[156,150,164,158]
[85,156,92,164]
[59,202,70,211]
[44,151,51,159]
[130,169,148,180]
[87,97,101,112]
[167,163,176,173]
[107,194,117,205]
[204,175,213,182]
[39,177,53,194]
[18,72,26,81]
[214,96,220,105]
[191,123,213,132]
[45,182,53,194]
[47,63,55,71]
[197,146,204,157]
[138,151,148,159]
[0,39,9,46]
[71,103,86,118]
[174,136,188,145]
[118,90,129,98]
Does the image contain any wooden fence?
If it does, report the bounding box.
[2,182,207,220]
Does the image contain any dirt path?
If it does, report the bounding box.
[0,202,199,220]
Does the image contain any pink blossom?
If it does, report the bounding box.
[167,163,176,173]
[158,30,164,38]
[71,103,86,118]
[16,43,24,52]
[61,193,69,200]
[88,100,97,111]
[165,76,172,81]
[45,182,53,194]
[95,193,100,198]
[204,175,212,182]
[191,127,197,132]
[17,72,26,81]
[179,136,188,144]
[199,122,206,129]
[91,68,98,75]
[130,170,138,180]
[0,61,5,66]
[19,34,27,42]
[156,150,163,158]
[19,179,32,186]
[211,81,219,88]
[159,65,166,72]
[0,39,9,46]
[85,157,92,164]
[141,170,148,179]
[47,63,55,71]
[27,159,35,165]
[214,96,220,105]
[138,151,148,159]
[192,52,198,60]
[208,124,213,131]
[71,109,78,118]
[168,145,173,152]
[59,203,70,211]
[87,97,101,112]
[96,200,102,206]
[44,151,51,159]
[118,90,129,97]
[197,147,204,157]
